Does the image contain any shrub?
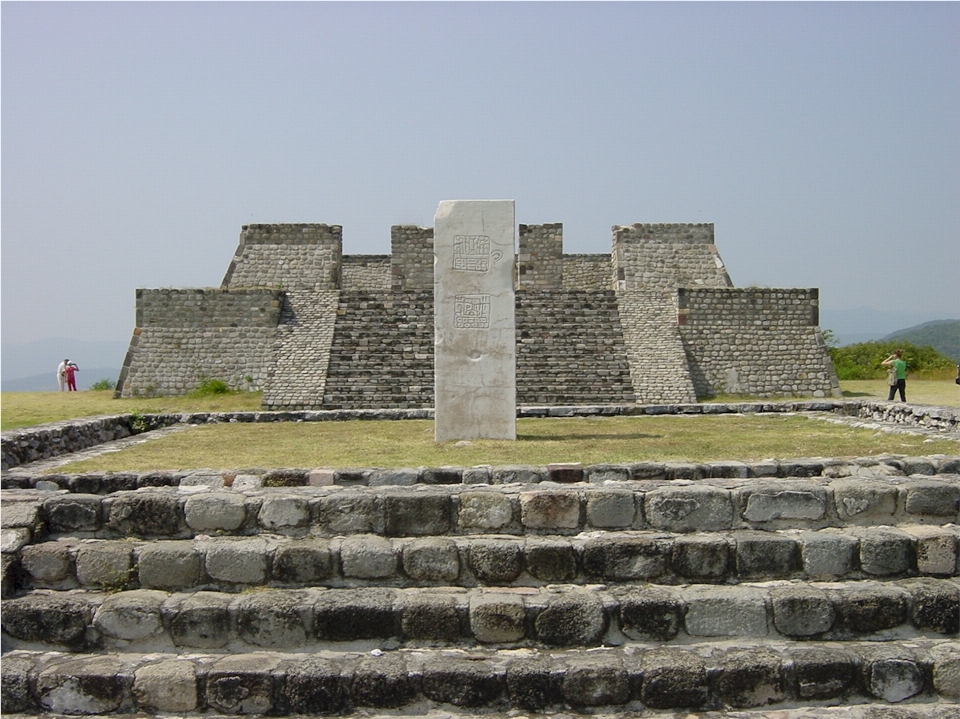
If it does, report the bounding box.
[90,379,116,391]
[829,340,956,380]
[189,378,232,397]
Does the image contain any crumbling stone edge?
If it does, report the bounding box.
[2,399,957,472]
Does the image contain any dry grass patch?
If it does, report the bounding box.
[54,414,959,473]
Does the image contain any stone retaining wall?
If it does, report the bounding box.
[221,223,343,290]
[612,224,732,291]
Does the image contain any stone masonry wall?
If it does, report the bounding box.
[342,255,390,291]
[617,290,698,404]
[563,255,612,291]
[221,224,343,290]
[517,224,563,289]
[115,289,281,398]
[391,226,433,290]
[678,288,841,398]
[612,223,733,291]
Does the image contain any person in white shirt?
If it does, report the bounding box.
[57,359,69,391]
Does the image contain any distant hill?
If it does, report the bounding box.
[1,368,121,393]
[884,320,959,361]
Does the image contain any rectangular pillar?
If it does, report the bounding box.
[434,200,516,441]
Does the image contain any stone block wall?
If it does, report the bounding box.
[517,224,563,289]
[612,223,732,291]
[391,226,434,290]
[563,255,612,291]
[221,224,343,291]
[115,289,282,398]
[678,288,841,398]
[342,256,390,291]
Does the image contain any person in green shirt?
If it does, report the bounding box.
[882,349,907,402]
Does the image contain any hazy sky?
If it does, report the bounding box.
[2,2,958,347]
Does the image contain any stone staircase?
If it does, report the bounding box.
[2,455,959,715]
[516,290,636,406]
[321,291,435,409]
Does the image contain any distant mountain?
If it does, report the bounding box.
[2,338,128,387]
[1,367,121,393]
[884,320,960,361]
[819,307,950,346]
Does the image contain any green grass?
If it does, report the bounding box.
[51,414,959,474]
[3,381,957,432]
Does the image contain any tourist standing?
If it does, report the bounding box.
[882,349,907,402]
[64,362,79,392]
[57,359,68,391]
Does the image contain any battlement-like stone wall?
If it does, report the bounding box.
[518,224,563,289]
[391,225,433,290]
[562,254,612,290]
[222,224,342,290]
[342,255,390,291]
[612,223,732,291]
[678,288,839,398]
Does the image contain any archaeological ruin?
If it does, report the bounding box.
[113,219,841,407]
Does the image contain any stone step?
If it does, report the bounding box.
[3,640,957,714]
[10,526,959,595]
[7,474,958,541]
[3,579,958,653]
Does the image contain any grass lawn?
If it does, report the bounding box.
[51,414,959,474]
[2,381,957,432]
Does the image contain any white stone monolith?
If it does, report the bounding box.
[434,200,516,441]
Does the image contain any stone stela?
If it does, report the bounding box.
[434,200,517,441]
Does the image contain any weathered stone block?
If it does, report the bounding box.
[634,649,709,709]
[133,659,198,713]
[735,532,800,578]
[401,537,460,581]
[547,462,584,483]
[458,492,515,531]
[562,656,629,707]
[904,526,958,575]
[384,494,450,536]
[741,485,826,523]
[905,480,960,516]
[492,465,543,484]
[470,592,526,643]
[524,538,577,581]
[1,655,34,712]
[93,589,166,641]
[771,585,835,637]
[400,592,461,640]
[420,656,505,707]
[867,656,924,702]
[715,648,784,708]
[272,539,333,584]
[800,530,857,577]
[519,490,581,529]
[314,588,398,640]
[468,539,522,583]
[535,591,607,646]
[684,586,768,637]
[37,655,128,714]
[76,541,134,588]
[43,494,101,532]
[351,654,415,708]
[790,646,858,700]
[137,541,201,590]
[204,538,268,584]
[582,536,669,581]
[285,656,346,714]
[671,535,730,580]
[834,584,907,633]
[907,578,960,634]
[506,658,564,711]
[617,587,682,641]
[831,479,898,521]
[165,591,232,648]
[258,495,310,529]
[20,541,73,585]
[313,493,380,534]
[106,492,181,536]
[855,528,916,576]
[931,643,960,699]
[340,535,397,578]
[233,589,308,648]
[183,492,247,531]
[206,654,279,714]
[1,593,91,648]
[369,468,419,486]
[645,485,732,532]
[586,490,636,528]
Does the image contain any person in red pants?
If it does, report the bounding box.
[64,362,79,391]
